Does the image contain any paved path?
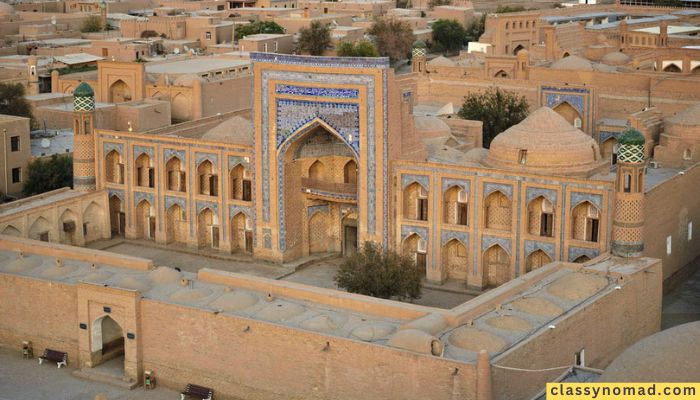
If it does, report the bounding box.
[0,348,178,400]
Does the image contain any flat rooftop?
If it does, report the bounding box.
[145,57,250,75]
[0,189,84,219]
[31,129,73,158]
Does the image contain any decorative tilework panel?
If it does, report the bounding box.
[401,225,428,241]
[195,152,218,166]
[401,174,430,191]
[263,228,272,249]
[442,178,470,194]
[481,235,512,255]
[484,182,513,199]
[103,142,124,156]
[526,187,558,207]
[275,99,360,155]
[108,189,124,201]
[164,195,186,211]
[568,246,599,262]
[441,230,469,246]
[571,192,602,210]
[228,155,250,170]
[307,204,330,217]
[133,145,154,159]
[276,84,359,99]
[229,204,252,220]
[196,201,218,214]
[134,191,154,206]
[524,240,555,260]
[599,130,623,144]
[543,86,588,116]
[164,148,185,162]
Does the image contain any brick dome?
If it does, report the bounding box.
[485,107,605,177]
[665,104,700,139]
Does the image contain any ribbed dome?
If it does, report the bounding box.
[550,55,593,71]
[74,82,94,97]
[485,107,605,177]
[601,51,631,66]
[599,322,700,382]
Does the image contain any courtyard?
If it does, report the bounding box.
[89,239,475,309]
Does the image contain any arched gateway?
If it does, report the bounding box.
[252,53,392,262]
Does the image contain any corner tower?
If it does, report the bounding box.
[72,82,97,191]
[612,128,645,258]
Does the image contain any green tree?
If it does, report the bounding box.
[335,241,423,301]
[0,82,34,124]
[457,87,529,148]
[23,154,73,196]
[80,15,103,33]
[234,21,285,40]
[465,14,486,42]
[336,40,380,57]
[368,18,414,64]
[431,19,466,54]
[298,21,332,56]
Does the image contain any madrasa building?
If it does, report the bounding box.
[3,53,699,290]
[0,53,698,400]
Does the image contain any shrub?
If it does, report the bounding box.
[335,241,422,301]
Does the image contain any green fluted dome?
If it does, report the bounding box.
[74,82,94,98]
[412,40,427,49]
[619,128,645,145]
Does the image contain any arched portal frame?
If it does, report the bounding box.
[276,118,360,253]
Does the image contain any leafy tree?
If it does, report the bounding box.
[465,14,486,42]
[428,0,451,9]
[396,0,410,8]
[234,21,285,40]
[335,241,423,301]
[368,18,414,64]
[431,19,466,54]
[0,82,34,124]
[23,154,73,196]
[80,15,103,33]
[336,40,380,57]
[457,87,529,148]
[298,21,332,56]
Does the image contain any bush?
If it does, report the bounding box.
[80,15,103,33]
[457,87,529,148]
[335,241,422,301]
[298,21,332,56]
[336,40,380,57]
[23,154,73,197]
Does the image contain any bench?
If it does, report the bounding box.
[181,383,213,400]
[38,349,67,368]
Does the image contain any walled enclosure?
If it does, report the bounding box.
[0,234,661,400]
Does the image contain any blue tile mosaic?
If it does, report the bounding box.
[275,99,360,155]
[401,225,428,241]
[441,230,469,246]
[276,84,359,99]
